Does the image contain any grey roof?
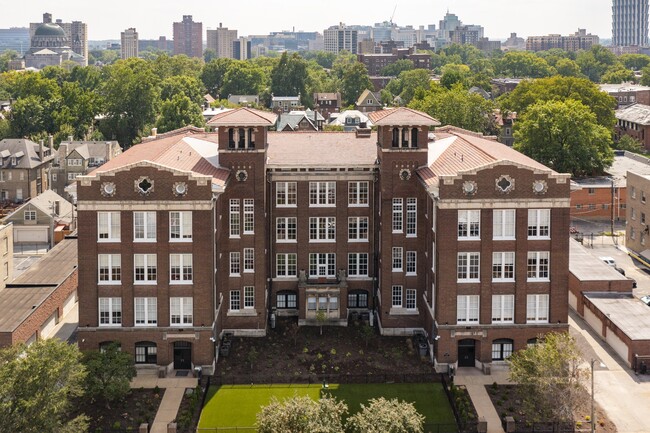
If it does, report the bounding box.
[600,83,650,93]
[573,151,650,188]
[58,140,122,162]
[227,95,259,105]
[10,237,77,286]
[34,23,66,37]
[0,139,54,169]
[8,190,73,224]
[615,103,650,125]
[276,112,320,131]
[0,286,58,333]
[584,292,650,340]
[569,239,629,282]
[272,96,300,102]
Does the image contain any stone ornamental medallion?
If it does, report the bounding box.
[399,168,411,181]
[462,180,477,196]
[135,176,154,196]
[101,182,116,197]
[532,180,548,195]
[495,175,515,194]
[173,182,188,197]
[236,170,248,182]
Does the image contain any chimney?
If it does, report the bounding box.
[48,134,53,149]
[53,200,60,216]
[59,143,68,166]
[151,127,157,138]
[39,139,44,161]
[67,135,73,142]
[105,142,112,161]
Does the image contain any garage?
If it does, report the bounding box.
[39,311,58,338]
[14,227,49,243]
[605,327,629,365]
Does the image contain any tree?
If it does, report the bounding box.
[554,58,582,77]
[576,45,617,82]
[332,53,373,106]
[616,134,644,152]
[156,94,205,133]
[641,64,650,86]
[381,59,414,77]
[203,48,217,62]
[160,75,205,104]
[496,51,554,78]
[153,53,203,79]
[0,339,88,433]
[9,95,50,137]
[220,61,267,97]
[0,49,18,73]
[440,64,470,89]
[514,99,614,176]
[256,394,348,433]
[508,332,587,421]
[271,52,309,105]
[620,53,650,70]
[601,64,635,84]
[347,397,425,433]
[201,57,234,96]
[83,342,136,409]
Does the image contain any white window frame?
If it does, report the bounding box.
[276,253,297,277]
[309,217,336,241]
[406,198,417,237]
[527,251,550,281]
[526,294,549,323]
[492,252,515,282]
[308,253,336,278]
[133,211,156,242]
[392,247,403,272]
[99,297,122,326]
[406,289,416,310]
[98,254,121,284]
[348,253,369,277]
[243,248,254,272]
[243,199,254,234]
[229,199,240,238]
[134,297,157,326]
[493,209,515,240]
[276,182,297,207]
[528,209,550,239]
[491,294,514,324]
[169,211,192,241]
[348,217,369,241]
[169,254,193,283]
[392,198,403,233]
[98,211,120,242]
[457,295,480,324]
[276,217,297,242]
[230,290,241,311]
[348,181,369,206]
[457,252,480,282]
[24,210,36,222]
[458,210,480,240]
[170,297,193,326]
[230,252,241,276]
[406,251,417,275]
[244,286,255,309]
[309,181,336,207]
[134,254,157,284]
[392,285,402,307]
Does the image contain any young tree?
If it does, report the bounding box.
[0,339,88,433]
[256,394,348,433]
[514,99,614,176]
[83,341,137,409]
[616,134,644,153]
[347,397,425,433]
[508,332,588,421]
[156,93,205,133]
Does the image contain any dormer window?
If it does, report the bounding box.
[10,156,16,166]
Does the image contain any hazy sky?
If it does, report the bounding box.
[0,0,614,41]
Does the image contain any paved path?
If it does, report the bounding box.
[455,367,510,433]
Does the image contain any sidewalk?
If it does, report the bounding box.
[131,372,198,433]
[455,367,510,433]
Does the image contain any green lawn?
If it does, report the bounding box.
[198,382,455,429]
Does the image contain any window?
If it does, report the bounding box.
[170,254,193,283]
[348,290,368,308]
[309,253,336,278]
[98,254,121,284]
[632,208,637,220]
[68,173,79,181]
[276,182,297,206]
[348,217,368,241]
[276,253,297,277]
[348,181,369,206]
[631,226,636,240]
[230,252,241,276]
[492,252,515,281]
[135,342,157,364]
[309,181,336,206]
[244,248,254,272]
[169,211,192,241]
[277,292,297,309]
[392,247,403,271]
[276,217,297,241]
[458,210,480,240]
[491,295,514,323]
[392,198,403,232]
[457,295,479,323]
[243,199,254,234]
[24,210,36,222]
[244,286,255,308]
[98,212,120,241]
[309,217,336,241]
[406,289,416,310]
[406,198,417,236]
[170,297,193,325]
[348,253,368,277]
[230,290,241,310]
[526,294,549,323]
[134,254,157,283]
[492,339,513,360]
[229,199,240,237]
[134,297,157,325]
[631,186,637,199]
[406,251,417,275]
[134,212,156,241]
[643,212,646,224]
[528,209,550,239]
[588,187,595,195]
[457,252,480,282]
[493,210,515,240]
[99,297,122,326]
[392,285,402,307]
[308,295,338,312]
[527,251,550,281]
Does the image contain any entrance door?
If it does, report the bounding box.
[458,339,476,367]
[173,341,192,370]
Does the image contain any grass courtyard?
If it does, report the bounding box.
[198,382,456,430]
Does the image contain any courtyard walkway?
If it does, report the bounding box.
[455,367,510,433]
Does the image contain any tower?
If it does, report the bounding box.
[613,0,649,46]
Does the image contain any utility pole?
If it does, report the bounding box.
[611,178,616,247]
[591,359,596,433]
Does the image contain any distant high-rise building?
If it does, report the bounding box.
[612,0,649,46]
[206,23,237,58]
[121,28,138,59]
[232,37,251,60]
[0,27,30,55]
[324,23,358,54]
[527,29,599,52]
[173,15,202,58]
[30,13,87,66]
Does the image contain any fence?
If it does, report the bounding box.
[211,372,440,386]
[503,421,575,433]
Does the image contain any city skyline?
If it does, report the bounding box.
[1,0,616,42]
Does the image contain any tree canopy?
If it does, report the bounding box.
[82,342,137,409]
[347,397,425,433]
[256,394,348,433]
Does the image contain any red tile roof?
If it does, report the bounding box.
[207,107,277,126]
[368,107,440,126]
[267,132,377,167]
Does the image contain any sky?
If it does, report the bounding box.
[0,0,614,41]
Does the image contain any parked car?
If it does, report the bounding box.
[641,295,650,306]
[600,257,617,267]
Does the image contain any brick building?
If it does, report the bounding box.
[0,138,54,203]
[77,108,570,373]
[615,103,650,150]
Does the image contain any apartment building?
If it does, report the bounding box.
[173,15,202,58]
[121,28,139,60]
[206,24,237,59]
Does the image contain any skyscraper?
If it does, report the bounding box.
[206,23,237,58]
[324,23,358,54]
[612,0,649,46]
[121,28,138,59]
[173,15,203,58]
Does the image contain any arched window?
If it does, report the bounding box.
[135,341,157,364]
[491,338,513,361]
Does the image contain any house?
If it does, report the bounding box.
[3,190,73,248]
[203,106,233,123]
[600,83,650,108]
[0,223,12,291]
[493,110,516,147]
[313,93,341,119]
[355,89,383,113]
[0,138,55,203]
[490,78,523,97]
[615,103,650,150]
[0,237,78,347]
[271,95,301,113]
[276,110,324,131]
[50,138,122,198]
[328,110,373,131]
[76,107,570,374]
[227,95,260,107]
